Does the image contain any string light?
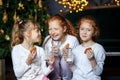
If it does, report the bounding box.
[115,0,120,6]
[55,0,88,13]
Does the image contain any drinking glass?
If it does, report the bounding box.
[45,48,54,65]
[66,48,74,64]
[51,39,61,56]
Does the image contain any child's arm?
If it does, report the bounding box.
[11,47,31,78]
[86,47,106,75]
[26,47,37,65]
[86,48,97,68]
[40,48,54,76]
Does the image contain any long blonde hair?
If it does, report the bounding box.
[11,20,41,49]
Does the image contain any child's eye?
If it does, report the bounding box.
[80,28,84,30]
[36,29,39,32]
[87,29,91,31]
[87,29,92,31]
[55,28,58,30]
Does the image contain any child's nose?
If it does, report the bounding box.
[83,30,87,34]
[51,30,55,34]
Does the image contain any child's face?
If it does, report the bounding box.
[48,20,66,41]
[79,22,94,42]
[30,25,41,43]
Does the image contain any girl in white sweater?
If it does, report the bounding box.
[64,15,106,80]
[43,14,79,80]
[11,20,55,80]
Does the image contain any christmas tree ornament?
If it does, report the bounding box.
[5,34,10,41]
[13,10,17,23]
[16,16,20,22]
[2,10,8,23]
[18,1,24,10]
[0,0,3,6]
[38,0,42,9]
[0,29,4,34]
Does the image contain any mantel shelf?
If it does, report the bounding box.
[85,5,120,10]
[106,52,120,56]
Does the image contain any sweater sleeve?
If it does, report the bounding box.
[72,37,79,49]
[11,46,31,78]
[92,46,106,75]
[38,48,53,76]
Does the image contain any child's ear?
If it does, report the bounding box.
[24,31,31,37]
[63,26,67,32]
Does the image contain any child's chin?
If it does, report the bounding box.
[53,37,61,41]
[34,40,39,43]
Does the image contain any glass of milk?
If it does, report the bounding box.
[66,48,73,64]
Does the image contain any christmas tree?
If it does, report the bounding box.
[0,0,50,58]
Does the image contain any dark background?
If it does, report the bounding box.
[64,7,120,52]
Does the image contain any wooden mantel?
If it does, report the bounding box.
[85,5,120,10]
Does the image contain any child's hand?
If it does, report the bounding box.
[62,43,70,60]
[26,47,37,65]
[51,45,59,56]
[30,48,37,60]
[47,54,55,69]
[85,48,97,68]
[62,48,68,60]
[68,62,73,68]
[63,52,68,61]
[86,49,95,60]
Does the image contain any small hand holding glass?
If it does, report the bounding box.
[47,53,55,65]
[63,48,73,66]
[66,48,74,64]
[46,52,55,70]
[63,48,68,60]
[51,40,61,56]
[63,43,70,60]
[51,45,59,56]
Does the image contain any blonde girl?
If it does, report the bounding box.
[11,20,54,80]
